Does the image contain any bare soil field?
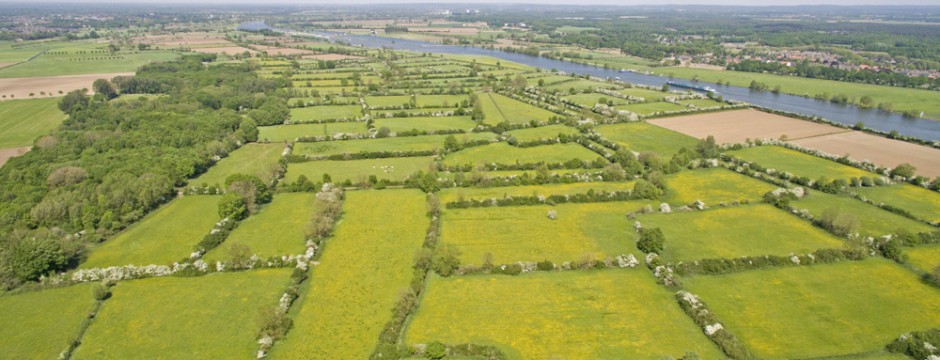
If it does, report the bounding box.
[253,46,313,56]
[0,62,15,69]
[789,131,940,178]
[191,47,258,56]
[648,109,850,143]
[302,54,365,61]
[134,33,230,47]
[0,73,134,100]
[0,147,30,167]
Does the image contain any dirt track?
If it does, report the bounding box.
[0,147,30,167]
[789,131,940,178]
[648,109,850,143]
[0,73,134,101]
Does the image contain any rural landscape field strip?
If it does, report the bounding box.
[0,98,65,148]
[192,143,284,187]
[648,108,850,143]
[0,283,96,360]
[203,193,319,262]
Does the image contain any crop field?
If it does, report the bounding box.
[506,124,580,142]
[854,184,940,223]
[0,283,96,360]
[615,101,686,115]
[284,156,435,183]
[203,193,318,262]
[0,50,180,78]
[729,145,876,181]
[663,167,779,205]
[192,143,284,187]
[406,271,724,359]
[73,269,292,359]
[0,98,64,148]
[637,204,845,262]
[273,190,427,359]
[82,195,220,268]
[0,72,134,100]
[438,181,633,204]
[258,122,368,142]
[290,105,362,122]
[649,108,850,143]
[372,116,477,132]
[792,191,935,237]
[594,121,698,156]
[478,92,558,125]
[789,131,940,178]
[684,259,940,359]
[444,142,602,167]
[442,201,651,265]
[904,244,940,272]
[294,133,495,156]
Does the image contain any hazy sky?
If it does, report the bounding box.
[5,0,940,5]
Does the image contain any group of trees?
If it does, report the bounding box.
[730,59,940,90]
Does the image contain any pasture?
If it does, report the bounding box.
[615,101,686,115]
[562,92,629,107]
[203,193,319,262]
[289,105,362,122]
[82,195,220,268]
[683,259,940,359]
[478,92,558,125]
[0,50,179,78]
[258,122,368,142]
[415,94,467,107]
[904,244,940,273]
[73,269,292,359]
[372,116,477,132]
[439,180,632,204]
[594,121,698,156]
[273,190,427,359]
[617,87,670,102]
[284,156,435,183]
[406,271,724,359]
[506,124,580,142]
[854,184,940,223]
[443,142,602,167]
[0,98,65,148]
[0,283,96,360]
[192,143,284,187]
[663,167,778,204]
[729,145,876,181]
[793,191,935,237]
[294,133,495,156]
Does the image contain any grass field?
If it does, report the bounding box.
[192,143,283,187]
[638,204,845,262]
[258,122,368,142]
[0,284,96,360]
[594,121,698,156]
[617,88,670,102]
[294,133,495,156]
[82,195,220,268]
[680,98,725,108]
[373,116,477,132]
[444,142,601,167]
[544,79,619,92]
[439,181,633,204]
[561,92,629,107]
[74,269,291,359]
[855,184,940,223]
[415,94,468,107]
[0,98,65,148]
[0,50,180,78]
[364,95,411,108]
[684,259,940,359]
[273,190,427,359]
[284,156,435,183]
[730,145,876,181]
[793,191,935,237]
[663,168,779,205]
[506,124,580,142]
[203,193,318,262]
[904,244,940,273]
[442,201,652,265]
[615,102,686,115]
[406,271,724,359]
[290,105,362,122]
[478,92,557,125]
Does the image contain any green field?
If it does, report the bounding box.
[415,94,468,107]
[855,184,940,223]
[82,195,220,268]
[793,191,935,237]
[364,95,411,108]
[294,133,495,156]
[904,244,940,273]
[284,156,435,183]
[663,167,779,205]
[0,98,65,148]
[561,92,629,107]
[373,116,477,132]
[544,79,619,92]
[478,92,558,125]
[192,143,284,187]
[0,284,96,360]
[258,122,368,142]
[638,204,845,262]
[442,201,651,265]
[289,105,362,122]
[74,269,291,359]
[617,88,670,102]
[615,102,686,115]
[0,50,180,78]
[204,193,318,262]
[273,190,427,359]
[444,142,601,167]
[595,121,698,156]
[684,259,940,359]
[506,124,580,142]
[439,181,633,204]
[406,271,723,359]
[730,145,876,181]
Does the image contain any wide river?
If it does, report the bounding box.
[243,22,940,141]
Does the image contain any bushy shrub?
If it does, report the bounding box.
[536,260,555,271]
[432,244,460,277]
[637,228,665,254]
[817,208,859,236]
[425,341,447,359]
[886,328,940,359]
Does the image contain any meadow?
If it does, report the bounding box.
[561,92,629,107]
[617,87,670,102]
[406,271,724,359]
[793,191,935,237]
[506,124,580,142]
[289,105,362,122]
[73,269,292,359]
[663,167,778,205]
[594,121,698,156]
[904,244,940,273]
[258,122,368,142]
[82,195,220,268]
[443,142,602,167]
[637,204,845,262]
[854,184,940,224]
[294,133,495,157]
[415,94,468,107]
[273,190,427,359]
[478,92,558,125]
[372,116,477,132]
[543,79,619,92]
[284,156,435,183]
[191,143,284,187]
[0,49,180,78]
[0,98,65,148]
[615,101,686,115]
[203,193,319,263]
[730,145,876,181]
[0,283,96,360]
[438,181,633,204]
[684,259,940,359]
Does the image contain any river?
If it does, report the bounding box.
[240,22,940,141]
